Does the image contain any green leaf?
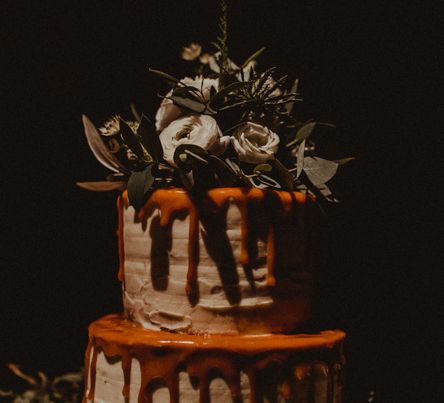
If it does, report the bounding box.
[261,74,288,98]
[119,119,148,161]
[286,122,336,148]
[207,155,237,186]
[148,68,180,85]
[173,144,208,172]
[241,47,266,68]
[268,159,294,190]
[253,67,276,95]
[138,115,163,162]
[208,81,250,109]
[127,164,155,209]
[251,174,282,189]
[172,85,202,98]
[170,95,208,114]
[218,98,257,111]
[253,163,273,174]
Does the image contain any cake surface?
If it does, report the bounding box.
[84,314,345,403]
[119,188,314,334]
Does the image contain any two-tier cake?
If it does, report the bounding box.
[83,189,345,402]
[78,3,350,401]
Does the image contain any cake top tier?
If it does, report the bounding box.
[122,187,308,294]
[119,187,314,334]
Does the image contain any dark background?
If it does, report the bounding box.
[1,1,440,402]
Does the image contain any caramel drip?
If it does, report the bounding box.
[87,345,98,401]
[137,189,200,298]
[84,315,345,403]
[121,188,308,297]
[121,354,132,398]
[266,224,276,286]
[117,193,126,283]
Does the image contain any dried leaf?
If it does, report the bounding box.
[82,115,128,173]
[148,68,179,84]
[76,181,126,191]
[285,79,299,114]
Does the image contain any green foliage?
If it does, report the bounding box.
[127,164,155,209]
[138,115,163,162]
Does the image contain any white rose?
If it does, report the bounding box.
[159,114,229,166]
[155,76,219,132]
[231,122,280,164]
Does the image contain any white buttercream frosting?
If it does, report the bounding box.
[86,347,332,403]
[121,197,312,334]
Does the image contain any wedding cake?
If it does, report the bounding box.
[78,3,350,401]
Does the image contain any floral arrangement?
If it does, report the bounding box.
[78,1,352,209]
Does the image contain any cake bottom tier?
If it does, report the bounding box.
[84,314,345,403]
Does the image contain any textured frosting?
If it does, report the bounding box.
[84,314,345,403]
[119,188,313,334]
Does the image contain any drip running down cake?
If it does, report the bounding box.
[78,2,351,401]
[83,189,345,402]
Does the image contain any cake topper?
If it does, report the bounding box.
[78,0,353,209]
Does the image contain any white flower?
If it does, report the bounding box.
[155,76,219,132]
[181,43,202,61]
[159,114,229,166]
[231,122,280,164]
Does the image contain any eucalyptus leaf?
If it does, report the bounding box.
[286,122,336,148]
[148,68,179,84]
[333,157,355,165]
[241,47,266,68]
[82,115,129,173]
[138,115,163,162]
[127,165,155,209]
[296,139,306,178]
[303,156,338,186]
[119,119,148,161]
[76,181,127,191]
